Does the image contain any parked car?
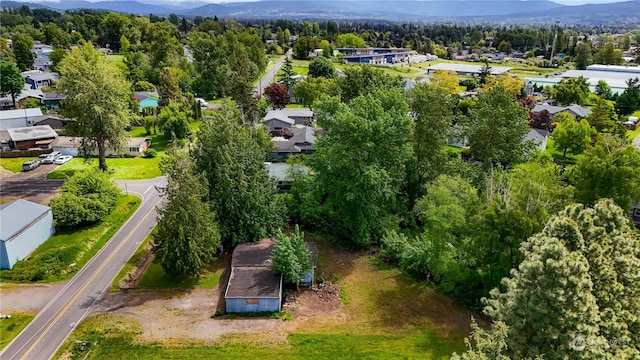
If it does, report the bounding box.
[22,160,41,172]
[196,98,210,108]
[53,155,73,165]
[42,151,62,164]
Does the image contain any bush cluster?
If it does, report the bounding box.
[50,168,121,228]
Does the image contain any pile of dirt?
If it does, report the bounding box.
[285,282,341,317]
[118,242,154,289]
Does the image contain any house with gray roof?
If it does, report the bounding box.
[22,70,59,89]
[524,128,550,151]
[531,102,591,120]
[263,111,295,133]
[268,126,318,161]
[0,200,55,270]
[7,125,58,150]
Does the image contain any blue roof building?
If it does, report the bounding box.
[0,200,55,270]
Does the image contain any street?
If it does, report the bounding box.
[254,49,291,96]
[0,177,165,360]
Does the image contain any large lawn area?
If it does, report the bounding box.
[0,195,140,283]
[0,313,35,350]
[0,157,36,173]
[59,234,477,359]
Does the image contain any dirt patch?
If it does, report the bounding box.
[284,282,341,317]
[0,283,64,313]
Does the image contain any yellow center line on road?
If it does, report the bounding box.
[19,198,161,360]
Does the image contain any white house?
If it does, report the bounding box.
[51,136,151,157]
[0,200,55,270]
[0,108,44,131]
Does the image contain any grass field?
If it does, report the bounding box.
[0,157,36,173]
[107,54,124,64]
[45,125,198,180]
[0,196,140,283]
[60,234,475,359]
[137,256,227,290]
[0,313,35,350]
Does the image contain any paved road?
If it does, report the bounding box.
[634,133,640,150]
[0,179,65,198]
[254,49,291,96]
[1,177,166,360]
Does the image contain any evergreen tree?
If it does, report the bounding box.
[272,225,312,288]
[574,42,592,70]
[153,148,220,277]
[192,103,284,246]
[615,77,640,116]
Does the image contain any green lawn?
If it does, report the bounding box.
[45,126,191,180]
[59,234,475,359]
[0,313,35,350]
[0,157,36,173]
[0,196,140,283]
[107,54,124,64]
[137,256,227,290]
[47,157,162,180]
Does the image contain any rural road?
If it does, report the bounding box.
[1,177,166,360]
[254,49,291,96]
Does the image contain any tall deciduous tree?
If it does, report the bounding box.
[483,73,523,99]
[308,56,336,79]
[153,148,220,277]
[58,43,134,171]
[552,117,596,159]
[574,41,592,70]
[463,86,531,167]
[405,83,457,204]
[0,61,24,108]
[431,70,459,93]
[158,67,182,105]
[293,77,332,110]
[192,103,284,246]
[311,87,414,246]
[263,82,290,109]
[571,135,640,210]
[12,33,34,71]
[551,77,591,106]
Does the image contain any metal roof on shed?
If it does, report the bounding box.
[231,238,275,267]
[0,199,51,242]
[427,63,512,75]
[7,125,57,142]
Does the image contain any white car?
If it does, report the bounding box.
[54,155,73,165]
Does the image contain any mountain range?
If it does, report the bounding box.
[3,0,640,22]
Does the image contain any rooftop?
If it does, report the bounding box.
[225,267,282,298]
[231,238,275,267]
[7,125,57,142]
[0,200,51,242]
[0,108,44,120]
[264,162,309,181]
[263,110,295,125]
[275,108,314,118]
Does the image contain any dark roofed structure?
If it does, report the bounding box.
[231,239,275,267]
[225,267,282,298]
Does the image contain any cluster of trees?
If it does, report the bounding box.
[152,103,283,276]
[454,199,640,359]
[50,169,122,228]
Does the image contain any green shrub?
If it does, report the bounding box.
[50,168,121,228]
[144,148,157,158]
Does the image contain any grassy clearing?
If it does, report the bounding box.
[61,233,475,359]
[0,313,34,350]
[137,255,228,290]
[0,157,36,173]
[47,157,162,180]
[107,54,124,64]
[544,137,580,165]
[0,196,140,283]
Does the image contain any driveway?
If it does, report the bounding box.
[634,133,640,150]
[6,162,59,180]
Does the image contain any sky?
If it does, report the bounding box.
[26,0,628,5]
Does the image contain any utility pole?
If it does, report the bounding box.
[549,21,559,67]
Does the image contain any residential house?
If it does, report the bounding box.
[42,92,66,110]
[531,103,591,120]
[32,42,53,71]
[33,114,68,130]
[268,126,317,161]
[134,91,159,111]
[0,108,44,131]
[0,200,55,270]
[21,70,60,89]
[0,87,43,110]
[263,111,295,134]
[266,109,315,126]
[6,125,58,150]
[524,128,549,151]
[264,162,310,192]
[51,136,151,157]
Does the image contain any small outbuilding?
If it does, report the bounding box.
[225,239,283,313]
[0,200,55,270]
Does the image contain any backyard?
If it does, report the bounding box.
[57,234,480,359]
